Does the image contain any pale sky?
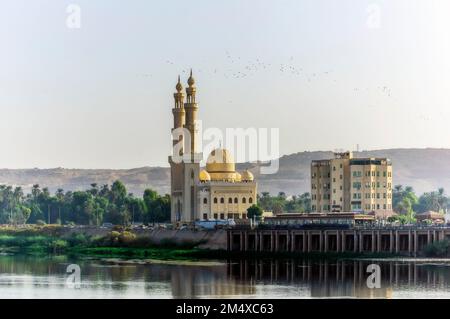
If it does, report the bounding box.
[1,0,450,169]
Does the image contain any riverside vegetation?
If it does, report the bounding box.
[0,225,216,260]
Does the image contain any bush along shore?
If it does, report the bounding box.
[0,225,213,260]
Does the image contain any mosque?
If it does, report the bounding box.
[168,72,257,223]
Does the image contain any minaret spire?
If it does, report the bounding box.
[174,75,184,108]
[186,69,196,103]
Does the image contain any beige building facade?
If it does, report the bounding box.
[311,152,392,213]
[168,73,257,223]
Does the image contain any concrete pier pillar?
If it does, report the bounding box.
[395,231,400,253]
[244,232,248,251]
[341,232,346,252]
[408,231,412,256]
[275,232,279,251]
[307,232,312,252]
[271,231,274,251]
[336,231,341,252]
[377,231,381,252]
[319,231,323,252]
[354,231,358,253]
[427,231,431,245]
[372,231,376,253]
[240,231,244,251]
[390,231,394,253]
[303,232,307,252]
[324,231,328,253]
[359,232,363,253]
[290,232,295,252]
[259,233,264,252]
[414,231,418,256]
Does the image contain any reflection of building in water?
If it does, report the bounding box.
[227,259,450,298]
[170,264,255,298]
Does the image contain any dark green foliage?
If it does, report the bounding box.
[0,181,170,226]
[424,240,450,257]
[257,192,311,213]
[247,204,263,220]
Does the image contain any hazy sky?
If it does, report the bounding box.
[1,0,449,169]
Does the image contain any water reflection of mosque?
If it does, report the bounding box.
[165,259,450,298]
[226,259,450,298]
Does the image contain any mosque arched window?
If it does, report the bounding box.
[228,198,232,204]
[249,197,253,204]
[220,198,225,204]
[203,198,208,204]
[234,197,238,204]
[214,197,218,204]
[242,198,246,204]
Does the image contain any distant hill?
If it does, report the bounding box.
[1,148,449,196]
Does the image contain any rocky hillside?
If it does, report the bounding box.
[1,148,449,196]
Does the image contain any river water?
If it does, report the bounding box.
[1,255,450,298]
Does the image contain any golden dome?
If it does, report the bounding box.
[199,170,211,182]
[206,148,235,173]
[241,170,254,182]
[235,172,242,182]
[176,75,183,92]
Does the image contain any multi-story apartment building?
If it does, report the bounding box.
[311,152,392,213]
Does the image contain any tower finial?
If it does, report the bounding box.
[176,75,183,92]
[188,69,195,87]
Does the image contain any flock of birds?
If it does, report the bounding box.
[139,51,394,100]
[136,51,400,109]
[136,53,443,123]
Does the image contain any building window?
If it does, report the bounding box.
[220,198,224,204]
[220,213,225,219]
[228,198,232,204]
[214,197,218,204]
[203,213,208,220]
[242,198,247,204]
[203,198,208,204]
[249,197,253,204]
[234,197,238,203]
[214,213,218,219]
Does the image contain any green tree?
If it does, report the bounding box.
[247,204,263,220]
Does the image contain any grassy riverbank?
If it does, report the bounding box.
[0,225,212,260]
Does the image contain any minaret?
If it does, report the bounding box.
[172,76,185,154]
[182,70,202,222]
[169,76,186,223]
[184,69,199,159]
